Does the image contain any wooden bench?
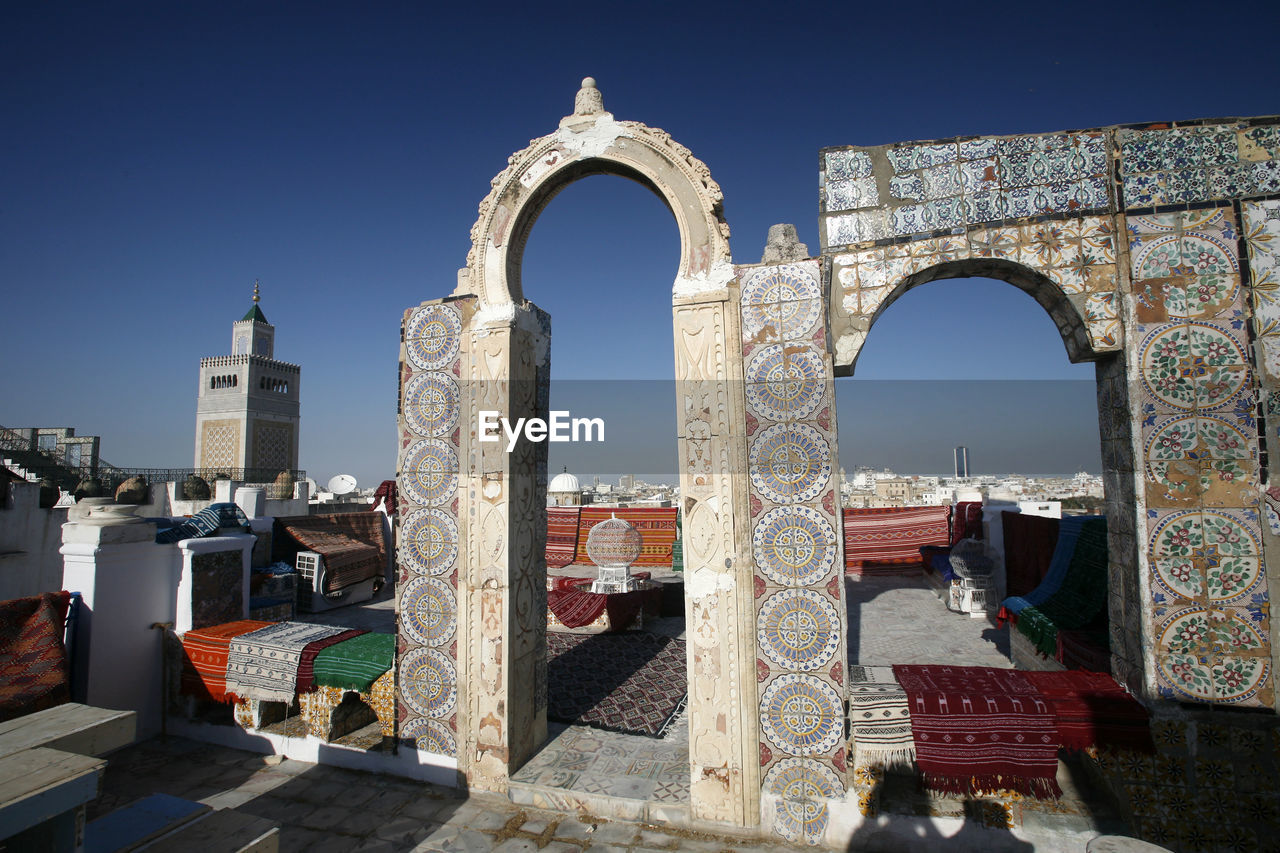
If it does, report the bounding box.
[0,703,136,761]
[0,746,105,852]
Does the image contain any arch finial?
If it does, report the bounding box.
[574,77,604,116]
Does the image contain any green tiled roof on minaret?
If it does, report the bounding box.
[242,279,269,324]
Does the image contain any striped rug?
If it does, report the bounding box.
[574,508,678,568]
[545,507,581,568]
[179,620,272,703]
[843,506,951,573]
[224,622,350,703]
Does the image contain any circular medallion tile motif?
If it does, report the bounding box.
[403,373,459,437]
[1139,322,1249,412]
[763,758,843,845]
[760,673,843,755]
[749,424,831,503]
[398,647,457,718]
[753,506,837,586]
[405,305,461,371]
[400,576,457,646]
[401,717,456,758]
[741,264,822,305]
[401,439,458,506]
[757,589,840,671]
[399,508,458,576]
[746,345,825,421]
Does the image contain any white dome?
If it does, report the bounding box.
[549,470,580,493]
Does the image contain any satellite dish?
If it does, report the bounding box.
[304,478,318,497]
[328,474,358,495]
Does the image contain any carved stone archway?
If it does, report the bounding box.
[397,79,764,825]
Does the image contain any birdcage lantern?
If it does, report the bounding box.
[586,513,643,593]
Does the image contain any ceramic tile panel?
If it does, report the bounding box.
[737,259,849,842]
[397,299,466,759]
[1118,122,1280,208]
[1243,200,1280,379]
[820,130,1110,248]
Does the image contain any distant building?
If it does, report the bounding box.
[548,468,585,506]
[954,445,970,478]
[194,282,300,474]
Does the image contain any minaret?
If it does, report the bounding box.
[194,282,301,476]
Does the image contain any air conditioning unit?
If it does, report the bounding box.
[295,551,376,612]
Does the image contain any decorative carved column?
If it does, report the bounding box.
[673,287,759,824]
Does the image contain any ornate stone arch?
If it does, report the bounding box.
[458,78,733,310]
[832,256,1108,375]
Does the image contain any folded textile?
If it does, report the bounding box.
[848,674,915,767]
[1001,515,1101,621]
[1002,511,1060,598]
[0,591,72,722]
[156,502,250,544]
[1023,670,1153,754]
[893,664,1062,798]
[179,619,273,703]
[547,588,607,628]
[275,514,388,592]
[1056,628,1111,673]
[546,507,581,569]
[295,628,366,693]
[1017,519,1109,657]
[225,621,350,703]
[312,632,396,693]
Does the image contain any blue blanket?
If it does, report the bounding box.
[1001,515,1102,617]
[155,502,250,543]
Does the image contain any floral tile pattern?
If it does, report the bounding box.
[1243,200,1280,380]
[830,216,1121,354]
[821,130,1109,243]
[1117,123,1280,207]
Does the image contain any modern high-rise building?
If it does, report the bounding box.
[193,283,301,474]
[954,445,970,479]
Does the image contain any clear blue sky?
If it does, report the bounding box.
[3,1,1275,486]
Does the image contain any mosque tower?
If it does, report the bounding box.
[193,281,301,474]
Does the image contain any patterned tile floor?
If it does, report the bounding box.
[89,735,817,852]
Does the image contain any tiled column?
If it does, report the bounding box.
[737,260,849,846]
[1128,207,1273,708]
[396,299,471,767]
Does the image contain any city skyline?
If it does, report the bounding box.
[2,2,1272,486]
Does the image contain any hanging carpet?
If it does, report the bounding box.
[311,632,396,693]
[1023,670,1153,754]
[1015,518,1109,659]
[848,665,915,766]
[224,621,349,703]
[843,506,952,572]
[572,508,677,568]
[545,507,581,569]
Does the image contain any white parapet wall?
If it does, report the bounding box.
[0,480,70,601]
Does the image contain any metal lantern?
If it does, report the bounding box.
[586,513,643,593]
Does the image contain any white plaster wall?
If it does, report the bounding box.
[61,520,181,739]
[0,480,70,600]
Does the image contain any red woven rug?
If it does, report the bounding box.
[843,506,951,572]
[0,591,71,722]
[1023,670,1153,753]
[573,508,677,567]
[179,619,272,703]
[547,631,686,737]
[892,664,1061,798]
[545,507,581,569]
